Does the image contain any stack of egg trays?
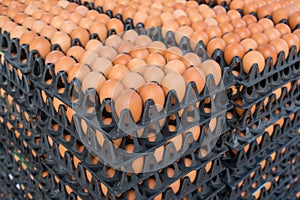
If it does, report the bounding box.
[0,22,234,190]
[221,127,300,200]
[0,94,229,200]
[227,78,300,131]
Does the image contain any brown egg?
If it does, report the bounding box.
[13,13,28,24]
[275,23,291,36]
[138,83,165,112]
[269,38,289,59]
[122,30,139,43]
[117,41,135,54]
[127,190,136,200]
[143,66,165,83]
[191,21,207,32]
[89,22,107,42]
[242,14,257,25]
[247,23,264,35]
[293,29,300,43]
[133,11,148,26]
[272,8,289,24]
[227,10,241,21]
[199,59,222,85]
[54,56,76,74]
[242,50,265,73]
[289,11,300,30]
[50,16,64,30]
[146,53,166,68]
[224,42,245,65]
[105,35,122,49]
[223,32,241,45]
[2,21,17,33]
[264,28,281,41]
[182,52,202,68]
[252,33,269,45]
[183,67,206,93]
[130,48,150,60]
[282,33,300,52]
[108,64,129,80]
[199,5,216,19]
[243,2,258,14]
[70,27,90,46]
[122,7,136,21]
[98,46,118,61]
[122,72,145,90]
[40,26,57,39]
[78,18,93,30]
[41,12,54,24]
[164,60,186,74]
[114,89,143,122]
[234,27,251,40]
[23,17,36,30]
[31,20,47,34]
[219,22,234,35]
[92,57,113,76]
[240,38,258,52]
[190,31,209,48]
[68,12,83,24]
[113,54,132,65]
[80,50,99,67]
[135,35,152,47]
[82,72,106,94]
[175,26,194,44]
[148,41,166,54]
[49,5,62,16]
[205,25,222,40]
[45,50,65,64]
[164,46,183,61]
[66,46,85,61]
[51,31,71,53]
[144,16,162,29]
[216,13,230,24]
[213,5,226,15]
[231,18,247,29]
[76,5,89,16]
[95,14,111,25]
[32,9,44,19]
[206,38,226,57]
[20,31,37,45]
[65,2,77,12]
[60,21,77,35]
[107,18,124,34]
[67,63,91,83]
[147,178,156,190]
[60,10,71,20]
[257,5,273,19]
[258,18,274,30]
[85,39,103,51]
[128,58,148,73]
[230,0,244,10]
[86,10,100,20]
[10,26,27,39]
[29,37,51,58]
[162,72,186,101]
[99,80,124,103]
[176,16,191,26]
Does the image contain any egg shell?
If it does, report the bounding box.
[289,11,300,30]
[89,22,108,42]
[10,26,27,39]
[98,46,118,61]
[224,42,245,65]
[138,83,165,112]
[206,38,226,57]
[114,89,143,122]
[61,21,78,34]
[222,32,241,45]
[95,14,111,25]
[257,5,273,19]
[272,8,289,24]
[275,23,291,36]
[264,28,281,41]
[92,57,113,76]
[258,18,274,30]
[147,178,156,190]
[205,25,222,39]
[269,38,289,59]
[99,79,124,103]
[161,72,186,101]
[117,41,135,54]
[54,56,76,74]
[190,31,209,48]
[29,37,51,58]
[70,27,90,46]
[45,50,65,64]
[148,41,166,54]
[162,20,180,38]
[191,20,207,32]
[135,35,152,47]
[242,50,265,74]
[146,53,166,68]
[85,39,103,51]
[240,38,258,52]
[2,21,17,33]
[122,30,139,43]
[252,33,269,45]
[182,67,206,93]
[199,59,222,85]
[182,52,202,68]
[121,72,146,90]
[164,46,183,61]
[143,66,165,83]
[67,63,91,83]
[219,22,234,35]
[175,26,194,44]
[133,11,148,26]
[66,46,85,61]
[227,10,241,21]
[282,33,300,52]
[51,31,71,53]
[234,27,251,40]
[50,16,64,30]
[247,23,264,35]
[164,60,186,74]
[82,72,106,94]
[106,18,124,34]
[242,14,257,25]
[40,26,57,40]
[113,54,132,65]
[108,64,129,80]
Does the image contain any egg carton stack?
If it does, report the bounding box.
[0,1,237,200]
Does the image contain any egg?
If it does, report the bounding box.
[257,5,273,19]
[143,66,165,83]
[85,39,103,51]
[288,11,300,30]
[224,42,245,65]
[82,72,106,94]
[122,30,139,43]
[133,11,148,26]
[164,59,186,74]
[242,14,257,25]
[234,27,251,40]
[161,72,186,101]
[205,25,222,40]
[67,63,91,83]
[247,23,264,35]
[66,46,85,61]
[282,33,300,52]
[175,26,194,44]
[2,21,17,33]
[222,32,241,45]
[105,35,122,49]
[272,8,289,24]
[182,67,206,93]
[219,22,234,35]
[10,26,27,39]
[275,23,291,36]
[240,38,258,52]
[138,83,165,112]
[29,37,51,58]
[113,54,132,65]
[60,21,78,35]
[50,16,64,30]
[144,16,162,29]
[269,38,289,59]
[98,46,118,61]
[40,26,57,40]
[264,28,281,41]
[95,14,111,25]
[76,5,89,16]
[252,33,269,45]
[127,58,147,74]
[108,64,129,80]
[20,31,39,46]
[45,50,65,64]
[191,21,207,32]
[206,38,226,57]
[114,89,143,122]
[51,31,71,52]
[117,41,135,54]
[164,46,183,61]
[146,53,166,68]
[190,31,209,48]
[71,27,90,46]
[54,56,76,74]
[231,18,247,29]
[227,10,241,21]
[199,59,222,85]
[258,18,274,30]
[242,50,265,74]
[99,79,124,103]
[80,50,99,67]
[121,72,145,90]
[147,178,156,190]
[106,18,124,34]
[148,41,166,54]
[182,52,202,68]
[89,22,108,42]
[135,35,152,47]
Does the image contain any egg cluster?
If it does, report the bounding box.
[0,0,300,200]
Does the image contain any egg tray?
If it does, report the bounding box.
[227,81,300,131]
[221,138,299,200]
[222,120,300,171]
[0,123,97,200]
[0,92,231,197]
[194,0,230,9]
[0,138,87,200]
